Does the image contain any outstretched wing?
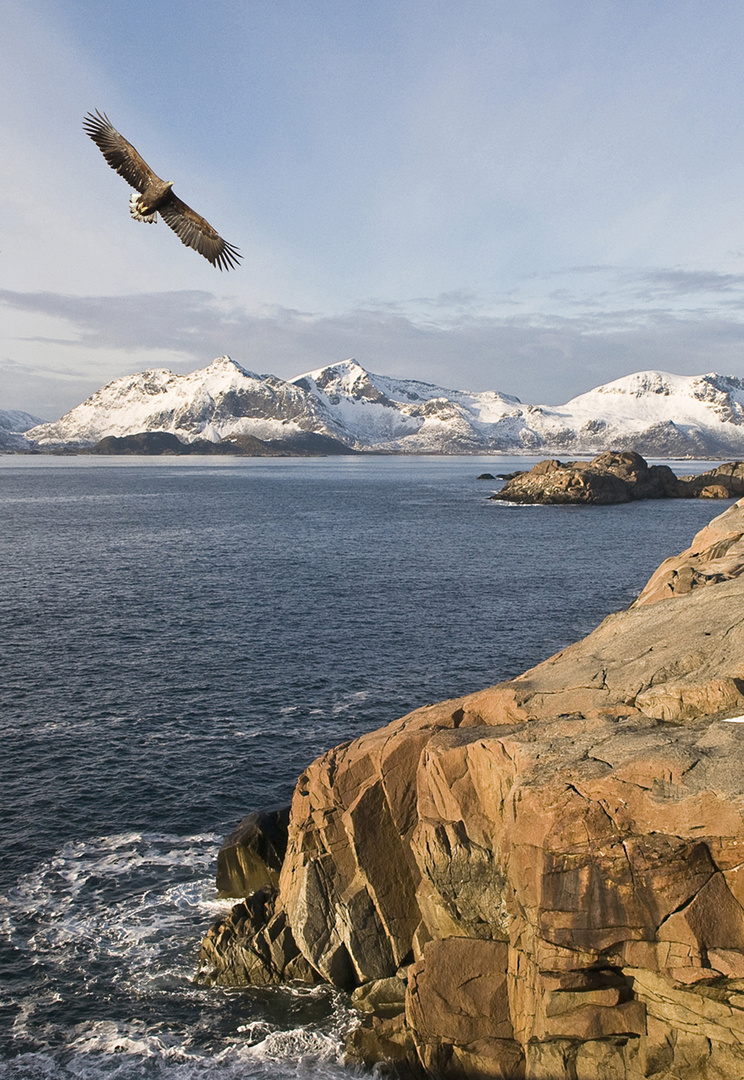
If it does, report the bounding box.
[158,195,242,271]
[83,110,159,194]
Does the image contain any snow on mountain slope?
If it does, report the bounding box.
[0,408,43,450]
[293,360,525,450]
[537,371,744,456]
[26,357,336,447]
[20,358,744,456]
[564,370,744,427]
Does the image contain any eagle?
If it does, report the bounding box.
[83,110,241,271]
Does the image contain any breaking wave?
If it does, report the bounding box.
[1,833,355,1080]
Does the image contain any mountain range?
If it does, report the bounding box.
[16,357,744,456]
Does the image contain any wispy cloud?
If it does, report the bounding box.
[628,269,744,298]
[7,2,744,418]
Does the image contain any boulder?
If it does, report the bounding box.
[677,460,744,498]
[195,886,318,986]
[633,498,744,606]
[490,451,679,504]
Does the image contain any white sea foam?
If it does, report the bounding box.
[2,1009,355,1080]
[0,1042,356,1080]
[241,1026,342,1065]
[3,834,356,1080]
[2,831,227,1016]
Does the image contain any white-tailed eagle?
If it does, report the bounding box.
[84,110,241,271]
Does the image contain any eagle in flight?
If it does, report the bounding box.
[83,110,241,271]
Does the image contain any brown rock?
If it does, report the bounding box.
[633,497,744,606]
[451,1039,526,1080]
[195,887,318,986]
[215,807,289,898]
[344,1010,422,1075]
[406,938,513,1045]
[490,450,680,504]
[351,973,408,1016]
[491,452,744,506]
[677,460,744,498]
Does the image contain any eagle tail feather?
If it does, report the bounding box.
[129,194,156,223]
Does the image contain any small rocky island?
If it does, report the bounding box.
[490,450,744,504]
[198,498,744,1079]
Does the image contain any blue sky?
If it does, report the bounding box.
[4,0,744,418]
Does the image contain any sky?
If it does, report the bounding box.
[4,0,744,419]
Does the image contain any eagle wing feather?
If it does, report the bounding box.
[83,110,159,194]
[158,195,242,271]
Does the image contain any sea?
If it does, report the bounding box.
[0,454,731,1080]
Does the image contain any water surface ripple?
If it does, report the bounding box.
[1,455,726,1078]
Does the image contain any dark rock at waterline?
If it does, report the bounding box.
[196,886,318,987]
[87,430,280,455]
[90,431,194,455]
[678,459,744,498]
[216,807,290,898]
[490,450,744,504]
[476,472,495,480]
[261,431,359,456]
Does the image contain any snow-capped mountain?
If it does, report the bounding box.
[21,358,744,456]
[292,362,524,451]
[0,408,43,450]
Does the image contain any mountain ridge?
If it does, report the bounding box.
[19,357,744,456]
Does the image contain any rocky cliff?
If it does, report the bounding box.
[199,499,744,1079]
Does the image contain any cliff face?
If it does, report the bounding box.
[199,499,744,1080]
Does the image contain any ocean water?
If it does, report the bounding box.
[0,454,730,1079]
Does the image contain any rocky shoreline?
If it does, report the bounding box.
[198,498,744,1079]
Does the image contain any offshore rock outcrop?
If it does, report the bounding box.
[199,499,744,1079]
[490,451,744,504]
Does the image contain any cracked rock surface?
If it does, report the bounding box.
[201,497,744,1079]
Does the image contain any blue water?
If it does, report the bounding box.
[0,455,729,1078]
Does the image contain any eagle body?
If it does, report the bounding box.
[83,110,241,270]
[133,180,175,219]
